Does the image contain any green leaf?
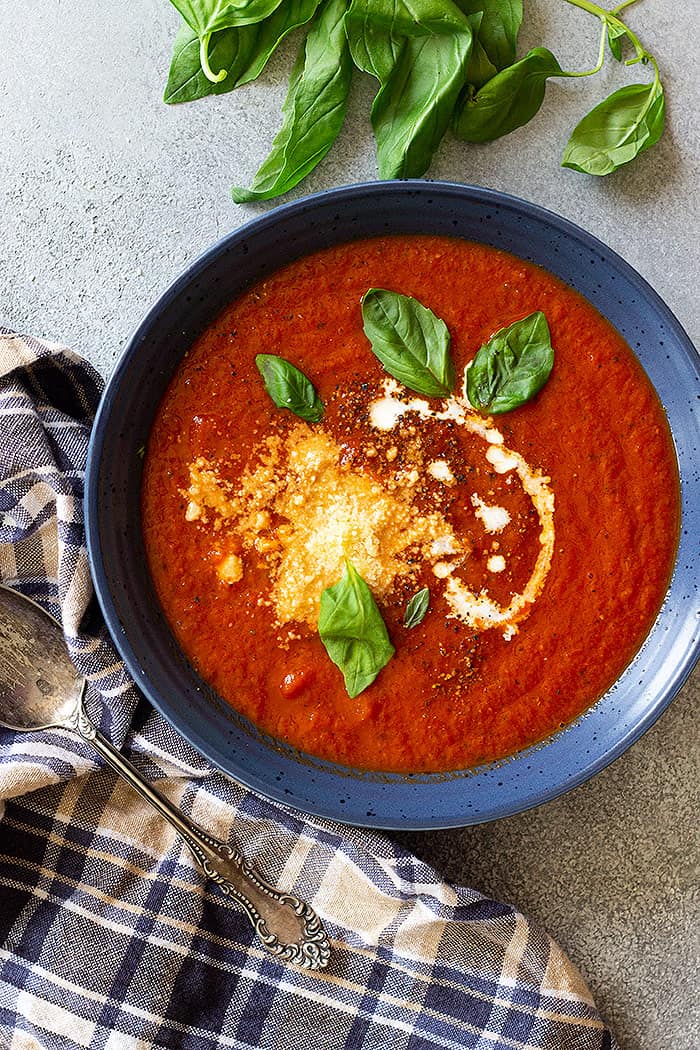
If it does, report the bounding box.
[466,311,554,415]
[344,2,406,83]
[345,1,473,178]
[370,26,473,178]
[255,354,324,422]
[362,288,455,398]
[463,12,497,90]
[170,0,284,35]
[404,587,430,628]
[453,47,562,143]
[345,0,469,38]
[455,0,522,71]
[562,80,665,176]
[231,0,352,202]
[607,22,625,63]
[164,0,322,104]
[347,31,404,86]
[318,562,395,698]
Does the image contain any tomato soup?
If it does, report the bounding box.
[141,236,679,772]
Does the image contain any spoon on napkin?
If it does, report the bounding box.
[0,584,330,969]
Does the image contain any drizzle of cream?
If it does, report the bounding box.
[471,495,510,533]
[486,445,519,474]
[367,376,555,636]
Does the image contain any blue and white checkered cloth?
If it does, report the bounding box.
[0,328,618,1049]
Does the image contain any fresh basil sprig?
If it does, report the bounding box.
[318,561,395,698]
[466,311,554,415]
[231,0,352,203]
[404,587,430,629]
[164,0,667,199]
[361,288,455,398]
[255,354,324,423]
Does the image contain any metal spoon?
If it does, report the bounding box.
[0,585,330,969]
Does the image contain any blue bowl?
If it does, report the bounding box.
[85,181,700,829]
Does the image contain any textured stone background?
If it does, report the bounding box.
[1,1,698,1046]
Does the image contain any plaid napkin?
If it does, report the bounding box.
[0,328,618,1050]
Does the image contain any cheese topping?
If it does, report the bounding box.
[184,426,463,628]
[427,459,456,485]
[183,369,555,640]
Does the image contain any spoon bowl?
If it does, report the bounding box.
[0,584,330,969]
[0,586,83,731]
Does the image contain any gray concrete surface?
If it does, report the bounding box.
[1,0,698,1046]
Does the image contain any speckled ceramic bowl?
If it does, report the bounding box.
[85,181,700,829]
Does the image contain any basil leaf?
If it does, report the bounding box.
[404,587,430,629]
[255,354,324,422]
[318,562,395,698]
[453,47,562,143]
[561,80,665,176]
[164,0,322,104]
[231,0,352,203]
[466,311,554,415]
[346,16,404,83]
[362,288,455,398]
[346,0,469,38]
[463,12,498,90]
[455,0,522,72]
[345,1,473,178]
[607,23,625,63]
[371,27,473,178]
[170,0,284,35]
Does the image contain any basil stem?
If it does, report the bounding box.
[361,288,455,399]
[466,311,554,415]
[318,562,395,698]
[255,355,324,423]
[404,587,430,629]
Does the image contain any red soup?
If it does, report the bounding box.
[142,236,679,772]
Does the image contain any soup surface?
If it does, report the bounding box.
[142,236,679,772]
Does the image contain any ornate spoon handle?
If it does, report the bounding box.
[72,710,330,969]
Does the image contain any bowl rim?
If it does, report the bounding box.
[85,179,700,829]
